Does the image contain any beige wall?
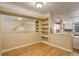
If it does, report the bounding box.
[49,34,73,51]
[0,13,2,51]
[2,32,42,50]
[0,14,42,50]
[0,36,1,51]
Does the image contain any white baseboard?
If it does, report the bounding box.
[41,41,72,52]
[1,41,41,53]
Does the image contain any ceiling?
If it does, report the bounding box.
[1,2,79,20]
[9,2,79,16]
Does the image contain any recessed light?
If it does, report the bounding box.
[35,2,43,8]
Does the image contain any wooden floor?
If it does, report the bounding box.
[2,42,71,56]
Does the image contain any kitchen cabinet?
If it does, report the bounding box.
[64,22,73,30]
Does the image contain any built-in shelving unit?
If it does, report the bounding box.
[35,20,39,32]
[40,18,50,41]
[35,13,51,41]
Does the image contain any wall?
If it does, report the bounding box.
[49,34,73,51]
[0,14,42,50]
[0,13,2,51]
[0,35,1,50]
[2,15,35,33]
[2,32,41,50]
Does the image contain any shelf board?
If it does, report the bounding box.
[41,22,49,24]
[55,21,62,24]
[41,23,48,25]
[41,35,49,37]
[35,29,39,31]
[36,27,39,28]
[35,31,39,32]
[41,30,48,32]
[35,23,39,24]
[36,28,39,30]
[36,29,39,30]
[35,21,39,23]
[41,28,48,30]
[36,25,39,27]
[41,27,49,29]
[56,22,61,24]
[41,33,48,35]
[41,19,48,21]
[41,26,48,28]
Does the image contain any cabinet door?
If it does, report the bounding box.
[64,22,73,29]
[50,35,66,48]
[73,36,79,49]
[50,35,73,50]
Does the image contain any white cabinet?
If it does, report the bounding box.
[50,34,73,50]
[73,36,79,49]
[64,22,73,29]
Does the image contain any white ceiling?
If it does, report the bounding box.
[1,2,79,21]
[8,2,79,16]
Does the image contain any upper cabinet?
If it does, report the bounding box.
[63,22,73,30]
